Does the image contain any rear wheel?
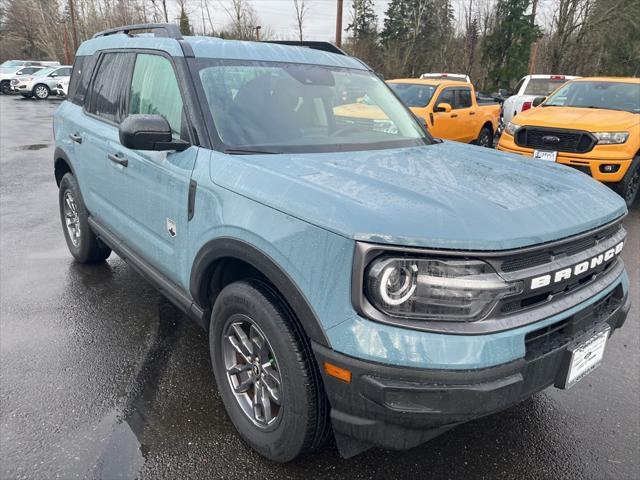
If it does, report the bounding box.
[611,156,640,208]
[58,173,111,263]
[476,125,493,148]
[33,84,50,100]
[209,280,329,462]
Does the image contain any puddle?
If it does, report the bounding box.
[14,143,50,151]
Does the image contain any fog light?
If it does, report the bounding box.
[599,164,620,173]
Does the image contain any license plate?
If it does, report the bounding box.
[556,327,609,389]
[533,150,557,161]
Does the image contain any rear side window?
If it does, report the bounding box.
[86,52,134,123]
[69,56,97,106]
[54,67,72,77]
[455,89,472,108]
[129,54,184,139]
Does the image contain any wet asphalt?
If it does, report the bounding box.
[0,94,638,480]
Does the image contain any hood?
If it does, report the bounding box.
[210,142,626,251]
[514,106,638,131]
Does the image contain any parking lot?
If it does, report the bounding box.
[0,94,638,479]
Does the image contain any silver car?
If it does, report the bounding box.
[14,66,72,99]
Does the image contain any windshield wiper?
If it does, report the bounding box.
[223,148,279,155]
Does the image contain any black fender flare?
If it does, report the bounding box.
[54,147,77,185]
[190,237,331,347]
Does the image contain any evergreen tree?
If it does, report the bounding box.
[481,0,540,89]
[179,6,192,36]
[346,0,378,40]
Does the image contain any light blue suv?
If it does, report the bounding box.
[54,24,630,461]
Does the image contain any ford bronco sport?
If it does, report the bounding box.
[54,24,630,462]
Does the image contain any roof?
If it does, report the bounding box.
[387,78,470,88]
[571,76,640,83]
[76,33,366,70]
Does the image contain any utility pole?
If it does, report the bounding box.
[335,0,343,47]
[68,0,79,53]
[255,25,261,41]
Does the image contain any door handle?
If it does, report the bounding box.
[108,153,128,167]
[469,112,476,116]
[450,114,458,118]
[69,133,82,144]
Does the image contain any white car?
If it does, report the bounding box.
[14,65,72,99]
[0,65,47,94]
[420,72,471,83]
[501,74,580,125]
[53,77,70,97]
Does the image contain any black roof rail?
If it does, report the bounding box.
[263,41,346,56]
[93,23,183,40]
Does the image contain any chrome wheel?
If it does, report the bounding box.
[63,190,81,247]
[34,85,49,99]
[222,315,283,428]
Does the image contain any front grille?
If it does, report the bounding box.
[524,284,623,359]
[515,127,597,154]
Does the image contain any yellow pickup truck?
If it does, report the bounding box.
[387,79,501,146]
[497,77,640,207]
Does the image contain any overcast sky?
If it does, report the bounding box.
[165,0,392,41]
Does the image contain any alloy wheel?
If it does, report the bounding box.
[222,315,283,428]
[626,168,639,204]
[63,190,81,247]
[34,85,48,99]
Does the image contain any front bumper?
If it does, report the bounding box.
[313,283,630,456]
[497,135,634,183]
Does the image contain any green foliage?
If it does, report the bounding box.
[346,0,378,40]
[481,0,540,90]
[179,6,192,36]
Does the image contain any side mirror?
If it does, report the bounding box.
[50,73,57,78]
[435,102,452,113]
[119,114,189,151]
[532,96,546,107]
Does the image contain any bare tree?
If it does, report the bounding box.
[292,0,309,41]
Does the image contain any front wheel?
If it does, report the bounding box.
[611,156,640,208]
[0,81,10,95]
[209,280,329,462]
[58,173,111,263]
[33,84,50,100]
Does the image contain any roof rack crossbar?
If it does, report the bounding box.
[263,40,346,56]
[93,23,183,40]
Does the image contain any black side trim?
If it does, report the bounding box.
[190,237,331,347]
[187,179,197,221]
[88,217,207,329]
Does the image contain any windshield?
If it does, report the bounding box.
[523,78,568,96]
[544,81,640,113]
[388,83,437,108]
[196,60,429,153]
[1,61,25,68]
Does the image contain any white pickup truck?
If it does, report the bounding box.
[502,74,579,125]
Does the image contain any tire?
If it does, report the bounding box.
[209,280,330,462]
[58,173,111,263]
[0,81,10,95]
[611,156,640,208]
[476,125,494,148]
[33,83,50,100]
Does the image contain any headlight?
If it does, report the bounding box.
[593,132,629,144]
[365,257,522,322]
[504,121,520,136]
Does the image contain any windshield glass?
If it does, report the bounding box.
[544,81,640,113]
[1,61,25,69]
[388,83,437,108]
[196,60,429,153]
[523,78,568,96]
